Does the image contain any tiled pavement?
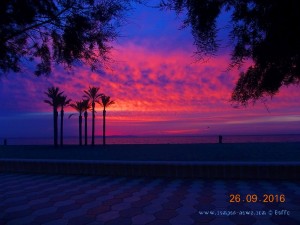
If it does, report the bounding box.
[0,173,299,225]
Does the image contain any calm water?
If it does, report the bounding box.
[2,134,300,145]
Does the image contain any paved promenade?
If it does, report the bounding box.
[1,143,300,162]
[1,173,300,225]
[1,143,300,179]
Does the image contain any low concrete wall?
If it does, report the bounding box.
[1,159,299,180]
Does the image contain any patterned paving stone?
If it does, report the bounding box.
[53,199,76,207]
[252,218,278,225]
[31,206,57,217]
[4,215,35,225]
[161,201,182,210]
[290,209,300,221]
[229,215,257,225]
[110,202,131,211]
[197,203,216,211]
[4,204,30,213]
[67,215,96,225]
[146,219,173,225]
[176,206,197,216]
[96,210,120,223]
[142,203,163,214]
[32,211,64,224]
[169,214,194,225]
[28,197,50,206]
[154,209,178,220]
[270,215,300,225]
[104,217,132,225]
[119,207,143,218]
[0,173,299,225]
[56,202,82,214]
[193,214,215,223]
[131,213,155,224]
[210,218,236,225]
[212,200,230,208]
[131,200,153,208]
[1,209,33,223]
[122,195,140,202]
[86,205,111,216]
[43,218,70,225]
[63,206,91,220]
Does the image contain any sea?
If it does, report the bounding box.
[2,134,300,145]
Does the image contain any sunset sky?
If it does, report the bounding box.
[0,1,299,140]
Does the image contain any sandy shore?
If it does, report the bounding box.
[1,142,300,162]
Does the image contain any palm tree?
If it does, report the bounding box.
[97,95,114,146]
[82,100,91,146]
[58,95,71,146]
[44,87,63,147]
[69,100,86,146]
[83,86,102,146]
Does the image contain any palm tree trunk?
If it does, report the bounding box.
[79,114,82,146]
[92,102,95,146]
[53,107,58,147]
[84,111,88,146]
[103,109,106,146]
[60,108,64,146]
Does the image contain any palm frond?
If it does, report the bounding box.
[44,99,53,106]
[83,90,91,99]
[107,101,115,107]
[58,95,72,107]
[65,99,72,105]
[69,100,86,114]
[44,86,64,107]
[81,99,92,110]
[96,93,103,98]
[83,86,102,101]
[96,100,104,107]
[98,95,115,108]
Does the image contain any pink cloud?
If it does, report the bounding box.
[1,41,299,137]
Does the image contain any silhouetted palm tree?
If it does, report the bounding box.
[82,100,91,146]
[97,95,114,146]
[83,86,102,146]
[58,95,71,146]
[44,87,63,147]
[69,100,87,146]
